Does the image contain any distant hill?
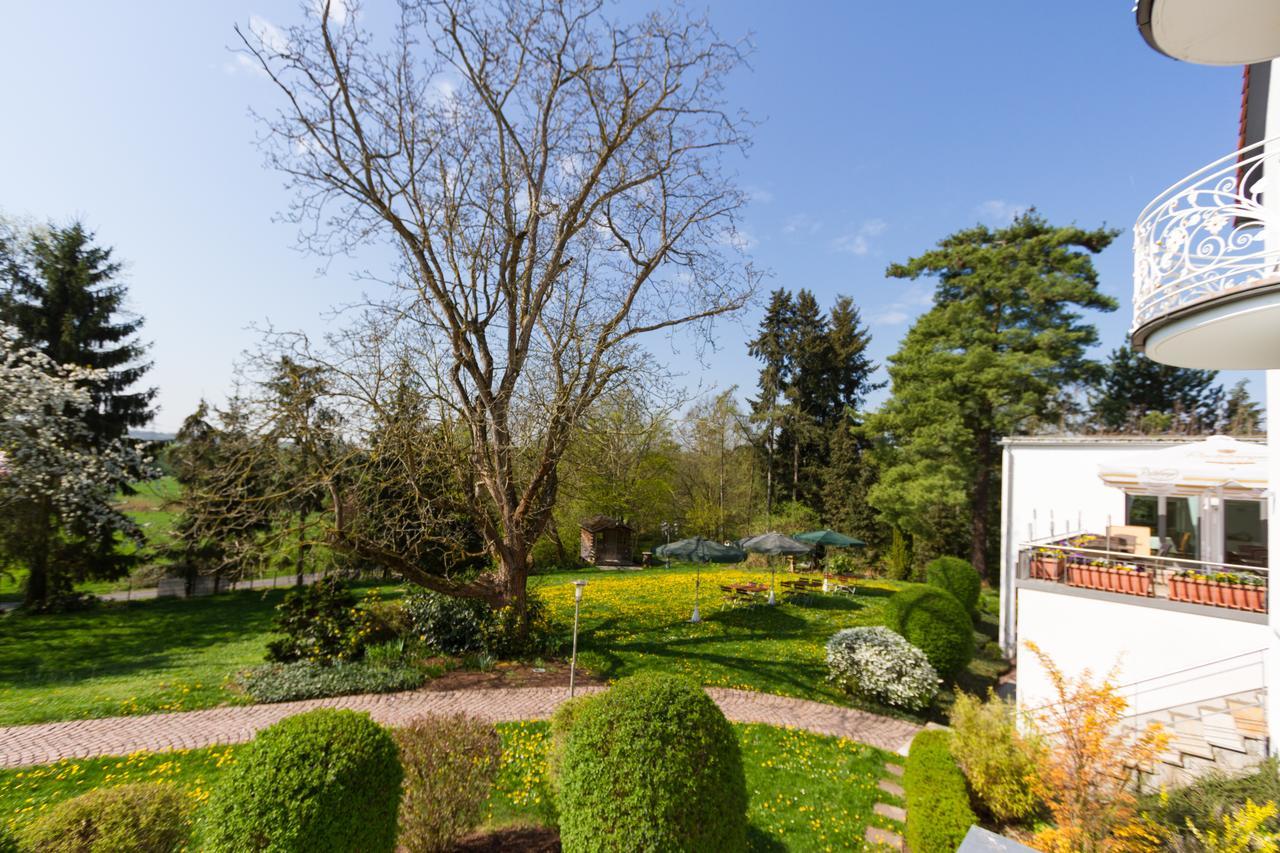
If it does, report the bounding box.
[129,429,177,443]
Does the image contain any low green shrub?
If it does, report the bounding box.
[234,657,425,703]
[548,693,595,793]
[403,590,490,655]
[265,578,364,664]
[883,584,974,679]
[19,782,194,853]
[925,556,981,617]
[904,730,977,853]
[557,672,747,852]
[1143,757,1280,843]
[394,714,502,853]
[404,589,566,660]
[480,593,566,660]
[948,690,1043,822]
[201,709,403,853]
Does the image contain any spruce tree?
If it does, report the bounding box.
[1224,380,1263,435]
[747,290,795,516]
[1091,345,1223,433]
[869,212,1118,578]
[2,222,156,443]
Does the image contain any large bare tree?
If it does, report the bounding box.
[236,0,756,618]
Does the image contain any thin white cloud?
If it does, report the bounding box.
[870,309,909,325]
[720,227,757,252]
[746,186,774,205]
[871,283,934,327]
[782,213,822,236]
[974,199,1028,225]
[830,218,887,256]
[249,15,289,55]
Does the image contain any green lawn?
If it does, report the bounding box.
[0,582,403,726]
[0,565,1006,726]
[0,722,902,852]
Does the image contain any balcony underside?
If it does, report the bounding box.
[1138,0,1280,65]
[1133,278,1280,369]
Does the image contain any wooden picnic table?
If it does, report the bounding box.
[719,582,769,604]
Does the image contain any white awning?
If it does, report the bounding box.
[1097,435,1268,499]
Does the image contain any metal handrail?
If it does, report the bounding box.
[1133,134,1280,331]
[1024,542,1266,576]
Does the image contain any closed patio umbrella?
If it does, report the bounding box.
[740,532,811,605]
[655,537,745,623]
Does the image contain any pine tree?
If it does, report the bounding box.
[869,212,1118,578]
[747,290,795,516]
[2,222,155,444]
[1090,345,1223,433]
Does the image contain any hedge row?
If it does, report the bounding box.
[904,729,977,853]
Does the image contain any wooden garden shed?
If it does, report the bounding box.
[579,516,634,566]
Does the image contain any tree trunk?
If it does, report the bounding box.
[970,431,993,580]
[295,511,307,587]
[22,502,52,609]
[497,541,532,638]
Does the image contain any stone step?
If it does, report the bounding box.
[865,826,904,851]
[874,802,907,822]
[878,778,905,798]
[884,762,904,778]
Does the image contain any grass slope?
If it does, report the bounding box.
[0,723,902,852]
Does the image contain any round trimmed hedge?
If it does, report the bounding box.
[883,585,974,680]
[925,556,981,617]
[557,672,748,852]
[201,708,403,853]
[19,782,193,853]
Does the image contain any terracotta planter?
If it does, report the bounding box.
[1169,577,1267,612]
[1030,556,1064,581]
[1068,565,1150,596]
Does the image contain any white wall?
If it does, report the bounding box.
[999,441,1170,651]
[1016,588,1268,716]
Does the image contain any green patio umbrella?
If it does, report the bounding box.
[793,529,867,548]
[794,529,865,590]
[655,537,745,623]
[740,532,811,605]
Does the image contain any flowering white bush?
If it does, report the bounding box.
[0,325,152,602]
[826,626,940,711]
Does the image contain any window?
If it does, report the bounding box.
[1225,499,1267,567]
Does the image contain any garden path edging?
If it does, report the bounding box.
[0,686,921,768]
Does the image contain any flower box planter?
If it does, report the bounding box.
[1168,577,1267,613]
[1030,556,1064,581]
[1067,565,1151,596]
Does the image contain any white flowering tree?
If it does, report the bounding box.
[0,326,151,608]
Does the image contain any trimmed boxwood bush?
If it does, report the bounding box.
[884,584,974,679]
[925,556,981,617]
[394,714,502,853]
[201,708,403,853]
[557,672,748,852]
[18,782,194,853]
[904,730,977,853]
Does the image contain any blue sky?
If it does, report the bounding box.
[0,1,1256,431]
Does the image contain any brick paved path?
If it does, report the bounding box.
[0,687,921,768]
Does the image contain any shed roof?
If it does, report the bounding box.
[579,515,632,533]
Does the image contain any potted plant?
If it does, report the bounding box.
[1031,548,1066,580]
[1069,557,1109,590]
[1169,570,1266,612]
[1104,563,1152,596]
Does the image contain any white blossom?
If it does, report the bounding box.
[0,325,152,540]
[826,626,940,712]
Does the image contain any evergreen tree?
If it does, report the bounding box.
[2,222,155,443]
[1224,379,1263,435]
[747,290,796,516]
[168,400,276,591]
[868,212,1118,578]
[1090,345,1223,433]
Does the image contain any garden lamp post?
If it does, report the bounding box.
[661,521,678,567]
[569,580,587,698]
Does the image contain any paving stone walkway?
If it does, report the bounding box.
[0,686,921,768]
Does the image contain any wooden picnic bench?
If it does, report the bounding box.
[719,582,768,606]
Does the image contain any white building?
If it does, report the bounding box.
[999,435,1270,779]
[1129,1,1280,771]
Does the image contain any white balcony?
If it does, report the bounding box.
[1137,0,1280,66]
[1131,136,1280,369]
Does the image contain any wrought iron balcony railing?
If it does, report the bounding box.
[1132,136,1280,334]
